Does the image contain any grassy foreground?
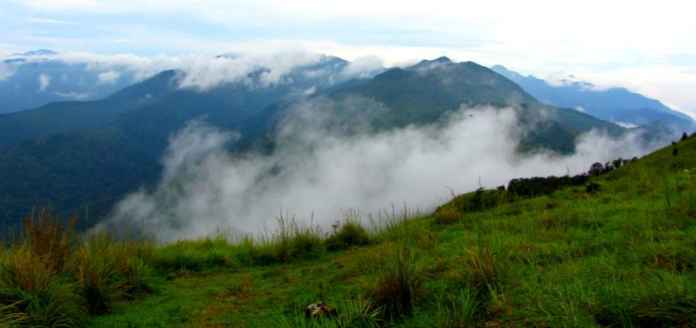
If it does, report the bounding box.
[2,134,696,327]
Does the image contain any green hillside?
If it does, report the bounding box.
[2,134,695,327]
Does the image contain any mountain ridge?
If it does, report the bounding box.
[491,65,696,134]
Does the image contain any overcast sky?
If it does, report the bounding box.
[2,0,696,116]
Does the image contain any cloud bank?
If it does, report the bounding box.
[100,102,650,242]
[4,50,382,92]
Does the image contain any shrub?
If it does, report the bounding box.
[433,206,461,225]
[445,189,504,213]
[370,246,422,320]
[325,221,370,251]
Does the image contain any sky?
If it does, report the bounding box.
[2,0,696,116]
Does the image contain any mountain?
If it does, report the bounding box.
[491,65,696,134]
[0,55,353,230]
[0,70,179,147]
[0,56,622,231]
[318,57,622,153]
[0,50,140,114]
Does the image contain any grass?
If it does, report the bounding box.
[3,135,696,327]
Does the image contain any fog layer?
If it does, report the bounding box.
[101,103,649,241]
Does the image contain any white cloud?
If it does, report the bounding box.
[176,51,324,91]
[55,91,89,100]
[38,73,51,91]
[15,50,383,91]
[100,103,651,242]
[339,56,384,79]
[97,70,120,84]
[614,122,640,129]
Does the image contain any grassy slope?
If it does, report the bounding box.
[89,136,696,327]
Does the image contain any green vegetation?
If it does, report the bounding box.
[2,135,696,327]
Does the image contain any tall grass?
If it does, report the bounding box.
[21,209,76,273]
[69,234,155,314]
[325,220,370,251]
[0,302,27,327]
[0,244,87,327]
[370,245,423,320]
[435,288,479,328]
[0,211,155,325]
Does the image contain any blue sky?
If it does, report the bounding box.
[2,0,696,116]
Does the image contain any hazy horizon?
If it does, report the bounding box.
[2,0,696,117]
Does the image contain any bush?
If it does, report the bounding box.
[433,206,461,225]
[325,221,370,251]
[370,246,422,320]
[445,188,504,214]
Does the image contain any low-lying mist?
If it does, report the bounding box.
[98,102,652,242]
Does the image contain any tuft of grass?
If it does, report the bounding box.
[0,245,87,328]
[466,247,502,295]
[21,209,76,273]
[0,302,27,327]
[369,245,422,321]
[69,234,155,314]
[435,288,479,328]
[70,240,123,314]
[325,221,370,251]
[254,217,325,265]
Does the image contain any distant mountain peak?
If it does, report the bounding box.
[417,56,452,65]
[409,56,456,72]
[432,56,452,63]
[13,49,58,57]
[492,65,696,133]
